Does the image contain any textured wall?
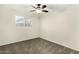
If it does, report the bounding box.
[0,5,40,46]
[40,5,79,51]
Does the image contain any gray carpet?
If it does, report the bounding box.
[0,38,79,54]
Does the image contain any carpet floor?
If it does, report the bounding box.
[0,38,79,54]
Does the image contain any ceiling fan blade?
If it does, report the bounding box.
[31,5,37,9]
[42,5,47,9]
[42,10,48,12]
[30,10,35,12]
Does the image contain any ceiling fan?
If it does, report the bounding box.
[31,4,48,13]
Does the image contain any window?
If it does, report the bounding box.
[15,16,31,27]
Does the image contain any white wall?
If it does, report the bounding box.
[40,5,79,51]
[0,5,40,46]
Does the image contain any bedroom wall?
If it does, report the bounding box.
[40,5,79,51]
[0,5,40,46]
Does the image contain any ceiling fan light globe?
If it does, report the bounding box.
[36,10,42,13]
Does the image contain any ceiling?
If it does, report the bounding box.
[1,4,79,15]
[2,4,73,12]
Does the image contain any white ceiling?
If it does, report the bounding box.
[2,4,72,12]
[1,4,79,15]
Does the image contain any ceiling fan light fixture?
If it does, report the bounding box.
[36,10,42,13]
